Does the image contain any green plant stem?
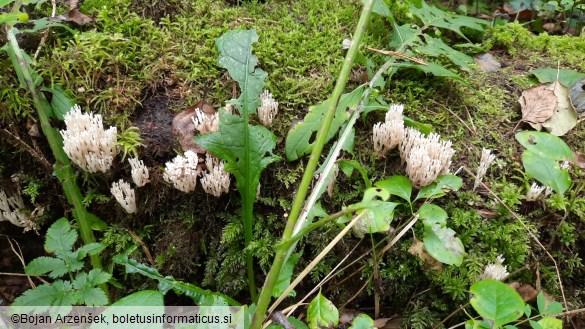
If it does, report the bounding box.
[5,27,107,299]
[279,208,355,250]
[249,1,375,327]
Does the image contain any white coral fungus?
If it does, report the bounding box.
[479,255,509,281]
[400,128,455,188]
[60,105,117,173]
[473,148,496,190]
[258,90,279,127]
[201,154,231,197]
[0,190,37,232]
[526,182,546,201]
[110,180,136,214]
[129,157,149,187]
[373,104,405,157]
[163,151,200,192]
[191,108,219,133]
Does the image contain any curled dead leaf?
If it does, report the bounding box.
[541,81,578,136]
[569,78,585,116]
[172,99,216,153]
[509,282,538,302]
[408,238,443,272]
[519,83,556,131]
[67,9,95,24]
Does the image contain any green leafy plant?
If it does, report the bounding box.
[515,131,574,196]
[2,1,107,285]
[12,218,109,306]
[194,30,280,301]
[467,280,564,329]
[116,126,144,161]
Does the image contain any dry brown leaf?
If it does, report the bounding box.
[374,317,402,329]
[408,238,443,272]
[474,53,501,72]
[573,151,585,169]
[519,84,557,128]
[67,9,95,24]
[509,282,538,302]
[172,99,216,153]
[476,208,498,219]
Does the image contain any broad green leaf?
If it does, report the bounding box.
[522,152,570,195]
[537,292,563,316]
[354,201,399,237]
[515,131,574,162]
[0,12,28,25]
[12,281,76,306]
[531,68,585,88]
[525,304,532,318]
[25,256,67,278]
[45,218,77,258]
[416,175,463,200]
[530,321,544,329]
[43,86,74,121]
[0,0,16,7]
[470,280,525,328]
[113,255,239,306]
[272,252,301,298]
[349,314,375,329]
[339,159,372,188]
[307,293,339,329]
[288,317,310,329]
[419,204,448,226]
[423,223,464,265]
[361,187,391,202]
[537,317,562,329]
[375,175,412,202]
[111,290,164,306]
[285,85,364,161]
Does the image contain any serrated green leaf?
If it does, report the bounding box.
[60,251,85,273]
[113,255,239,306]
[76,286,108,306]
[394,62,468,85]
[423,222,464,265]
[76,243,106,259]
[25,256,67,278]
[111,290,164,306]
[45,218,77,258]
[537,317,562,329]
[12,281,76,306]
[515,131,574,162]
[86,269,112,285]
[389,24,422,49]
[349,314,375,329]
[531,68,585,88]
[409,1,487,40]
[375,175,412,202]
[419,204,448,226]
[418,36,474,67]
[522,152,571,195]
[285,85,365,161]
[307,293,339,329]
[272,252,301,298]
[470,280,525,328]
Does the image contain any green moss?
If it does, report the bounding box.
[486,22,585,70]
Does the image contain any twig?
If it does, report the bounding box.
[430,100,476,136]
[462,167,569,313]
[2,128,52,171]
[366,47,428,65]
[3,236,36,288]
